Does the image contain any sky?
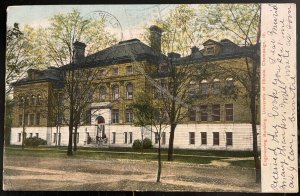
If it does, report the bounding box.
[7,4,177,40]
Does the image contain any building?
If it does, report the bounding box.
[10,25,260,150]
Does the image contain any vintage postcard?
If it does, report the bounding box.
[3,3,298,193]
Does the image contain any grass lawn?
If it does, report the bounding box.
[4,145,254,167]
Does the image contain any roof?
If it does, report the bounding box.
[13,67,63,87]
[63,39,166,69]
[179,39,254,65]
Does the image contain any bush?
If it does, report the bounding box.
[132,139,142,150]
[24,137,47,147]
[142,138,152,149]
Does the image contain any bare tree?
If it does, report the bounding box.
[200,4,261,182]
[131,91,168,182]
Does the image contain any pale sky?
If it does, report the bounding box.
[7,4,177,40]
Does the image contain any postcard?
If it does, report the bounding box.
[3,3,298,193]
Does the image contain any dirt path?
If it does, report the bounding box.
[3,155,260,192]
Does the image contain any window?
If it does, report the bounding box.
[154,132,159,144]
[189,108,196,121]
[36,95,41,105]
[99,86,106,100]
[23,132,27,139]
[206,46,215,55]
[18,133,21,142]
[112,109,119,123]
[25,97,29,106]
[19,114,23,126]
[225,104,234,121]
[226,132,233,146]
[112,132,116,144]
[124,132,127,144]
[24,114,29,125]
[213,132,219,145]
[200,80,208,95]
[200,105,208,121]
[126,83,133,99]
[30,114,34,126]
[29,133,32,138]
[212,79,221,94]
[100,69,107,76]
[189,81,197,96]
[53,133,57,143]
[155,80,168,98]
[125,109,133,123]
[162,132,166,145]
[35,133,39,138]
[113,67,119,75]
[19,97,24,106]
[189,132,195,144]
[87,90,93,103]
[212,104,220,121]
[112,85,119,100]
[31,96,36,105]
[201,132,207,145]
[36,113,40,125]
[225,78,234,87]
[126,66,133,74]
[129,132,133,144]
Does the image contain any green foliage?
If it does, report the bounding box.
[6,23,35,95]
[24,137,47,147]
[132,139,142,150]
[199,4,260,46]
[142,138,153,149]
[132,138,152,150]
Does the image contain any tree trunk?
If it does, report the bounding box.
[250,94,260,183]
[167,124,176,161]
[73,125,78,152]
[141,127,144,154]
[67,123,73,156]
[250,60,260,183]
[156,133,162,183]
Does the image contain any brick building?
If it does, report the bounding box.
[10,26,260,150]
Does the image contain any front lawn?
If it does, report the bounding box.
[4,145,254,167]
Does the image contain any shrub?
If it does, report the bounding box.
[24,137,47,147]
[142,138,153,149]
[132,139,142,150]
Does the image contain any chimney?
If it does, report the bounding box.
[191,46,199,54]
[149,25,164,53]
[73,41,86,63]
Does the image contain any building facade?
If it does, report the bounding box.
[10,26,260,151]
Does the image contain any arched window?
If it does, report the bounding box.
[25,96,30,106]
[212,78,220,94]
[36,95,41,105]
[200,80,208,95]
[112,85,119,100]
[188,80,197,96]
[225,77,234,87]
[99,86,106,101]
[126,83,133,99]
[31,95,36,106]
[19,97,24,106]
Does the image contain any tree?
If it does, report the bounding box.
[200,4,261,182]
[131,91,168,182]
[142,5,210,161]
[28,9,117,155]
[6,23,34,96]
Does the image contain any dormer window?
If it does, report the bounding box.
[28,72,35,80]
[202,39,221,56]
[113,67,119,75]
[205,46,216,55]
